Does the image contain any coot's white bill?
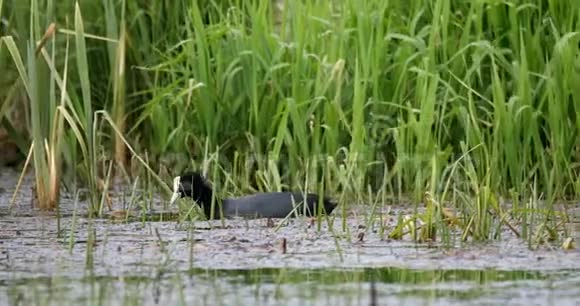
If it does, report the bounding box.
[169,175,181,205]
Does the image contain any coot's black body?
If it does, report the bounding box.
[170,172,337,219]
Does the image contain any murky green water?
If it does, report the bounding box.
[2,267,579,306]
[1,168,579,306]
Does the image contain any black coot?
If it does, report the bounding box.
[170,172,337,219]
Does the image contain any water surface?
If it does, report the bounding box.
[1,168,578,306]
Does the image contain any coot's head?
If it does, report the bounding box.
[169,172,214,206]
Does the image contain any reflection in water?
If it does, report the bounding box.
[2,267,579,306]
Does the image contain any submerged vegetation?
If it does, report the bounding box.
[0,0,578,243]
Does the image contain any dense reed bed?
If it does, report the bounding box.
[0,0,578,243]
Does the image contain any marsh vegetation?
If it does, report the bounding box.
[0,0,579,305]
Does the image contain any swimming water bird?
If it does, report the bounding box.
[169,172,337,219]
